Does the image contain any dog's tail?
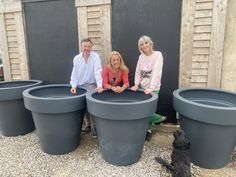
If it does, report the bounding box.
[155,157,175,171]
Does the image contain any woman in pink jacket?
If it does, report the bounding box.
[131,35,166,140]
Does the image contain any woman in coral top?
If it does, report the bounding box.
[102,51,129,93]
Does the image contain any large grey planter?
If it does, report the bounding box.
[173,88,236,169]
[23,84,87,155]
[0,80,42,136]
[86,90,158,166]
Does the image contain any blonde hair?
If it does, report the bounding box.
[138,35,154,54]
[107,51,129,72]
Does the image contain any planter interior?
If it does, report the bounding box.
[86,90,158,165]
[0,80,42,136]
[23,85,87,155]
[173,88,236,169]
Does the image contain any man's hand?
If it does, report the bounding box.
[70,87,77,94]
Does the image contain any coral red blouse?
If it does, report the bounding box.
[102,66,129,89]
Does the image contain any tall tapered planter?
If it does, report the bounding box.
[23,84,87,155]
[0,80,42,136]
[86,90,158,166]
[173,88,236,169]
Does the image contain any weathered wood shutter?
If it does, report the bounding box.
[75,0,111,65]
[179,0,227,88]
[0,0,29,80]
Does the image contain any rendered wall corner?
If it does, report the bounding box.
[0,0,29,81]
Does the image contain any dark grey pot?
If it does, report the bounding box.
[0,80,42,136]
[173,88,236,169]
[86,90,158,166]
[23,84,87,155]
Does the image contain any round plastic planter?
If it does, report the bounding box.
[173,88,236,169]
[0,80,42,136]
[86,90,158,166]
[23,84,87,155]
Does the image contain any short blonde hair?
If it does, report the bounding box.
[107,51,129,72]
[138,35,154,54]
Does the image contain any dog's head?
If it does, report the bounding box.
[173,129,190,150]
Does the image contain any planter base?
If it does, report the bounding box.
[32,110,84,155]
[180,115,236,169]
[0,80,42,136]
[173,88,236,169]
[0,100,35,136]
[95,117,148,166]
[86,90,158,165]
[23,85,87,155]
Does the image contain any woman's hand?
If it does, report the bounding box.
[96,87,104,93]
[118,84,128,93]
[131,85,138,91]
[70,87,77,94]
[116,86,124,93]
[144,88,153,94]
[111,86,119,93]
[110,86,123,93]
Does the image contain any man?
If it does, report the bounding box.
[70,38,103,137]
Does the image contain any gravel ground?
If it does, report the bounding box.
[0,130,236,177]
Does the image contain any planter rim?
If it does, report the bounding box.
[86,89,158,106]
[0,80,42,90]
[23,84,86,101]
[23,84,87,114]
[86,89,158,120]
[173,87,236,111]
[173,87,236,125]
[0,80,43,101]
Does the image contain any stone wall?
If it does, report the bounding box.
[221,0,236,91]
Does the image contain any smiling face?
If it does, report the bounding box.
[81,41,92,56]
[110,54,121,69]
[140,41,152,55]
[138,36,154,55]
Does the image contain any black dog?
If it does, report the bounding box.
[155,129,191,177]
